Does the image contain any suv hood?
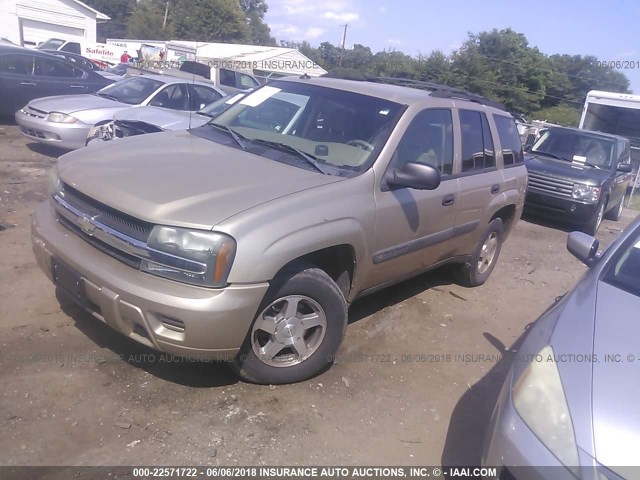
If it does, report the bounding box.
[525,153,611,185]
[114,107,209,131]
[590,281,640,469]
[29,94,127,114]
[57,130,342,230]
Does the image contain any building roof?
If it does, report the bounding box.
[170,41,327,77]
[69,0,110,21]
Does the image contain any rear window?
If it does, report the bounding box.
[494,115,524,166]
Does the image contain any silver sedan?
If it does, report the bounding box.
[15,74,224,150]
[483,217,640,479]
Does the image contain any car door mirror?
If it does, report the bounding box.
[617,163,632,173]
[523,144,532,153]
[387,162,441,190]
[567,231,599,266]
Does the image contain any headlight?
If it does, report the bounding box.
[572,183,600,203]
[47,112,78,124]
[513,345,579,470]
[87,123,114,142]
[141,226,236,288]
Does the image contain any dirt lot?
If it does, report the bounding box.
[0,122,634,468]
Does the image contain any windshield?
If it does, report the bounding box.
[199,93,246,118]
[604,231,640,297]
[208,81,404,173]
[36,39,65,50]
[531,128,615,168]
[96,77,164,105]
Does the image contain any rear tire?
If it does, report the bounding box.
[231,265,347,384]
[453,218,504,287]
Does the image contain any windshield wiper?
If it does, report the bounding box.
[94,92,119,101]
[208,123,247,150]
[250,139,327,174]
[533,150,570,162]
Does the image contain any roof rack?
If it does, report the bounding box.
[321,73,506,111]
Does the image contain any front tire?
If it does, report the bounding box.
[232,266,347,384]
[453,218,504,287]
[605,195,625,222]
[584,201,605,235]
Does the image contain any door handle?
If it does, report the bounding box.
[442,194,455,206]
[491,184,501,194]
[20,81,36,86]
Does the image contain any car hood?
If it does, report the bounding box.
[114,107,209,131]
[29,94,128,114]
[590,281,640,469]
[525,153,611,185]
[57,130,342,230]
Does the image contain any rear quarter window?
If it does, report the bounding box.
[494,115,524,166]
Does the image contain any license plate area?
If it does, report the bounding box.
[52,259,86,304]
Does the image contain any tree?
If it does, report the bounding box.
[171,0,249,43]
[533,105,581,126]
[127,0,173,40]
[239,0,276,46]
[82,0,136,41]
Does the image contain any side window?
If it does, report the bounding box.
[618,140,631,165]
[0,54,34,75]
[393,109,454,175]
[494,115,525,166]
[61,42,81,55]
[237,73,258,90]
[219,68,235,87]
[34,57,82,78]
[460,110,494,172]
[189,85,223,110]
[149,84,189,110]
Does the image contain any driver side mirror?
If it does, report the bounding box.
[567,231,599,266]
[523,144,532,153]
[387,162,441,190]
[617,163,632,173]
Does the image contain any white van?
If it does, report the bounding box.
[35,38,127,66]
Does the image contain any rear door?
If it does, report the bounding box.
[0,53,36,114]
[33,56,88,96]
[452,109,505,253]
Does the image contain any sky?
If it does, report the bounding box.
[265,0,640,94]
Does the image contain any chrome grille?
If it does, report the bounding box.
[22,106,47,118]
[61,183,153,242]
[527,171,573,198]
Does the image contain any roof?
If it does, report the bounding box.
[69,0,110,20]
[278,76,510,114]
[126,72,222,91]
[587,90,640,102]
[169,41,327,77]
[547,125,630,142]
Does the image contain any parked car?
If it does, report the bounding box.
[0,45,113,116]
[86,92,248,144]
[31,77,527,384]
[40,49,121,81]
[524,126,633,234]
[15,74,224,150]
[483,222,640,479]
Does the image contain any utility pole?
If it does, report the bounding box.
[162,1,169,30]
[338,23,348,67]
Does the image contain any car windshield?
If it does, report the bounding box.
[208,80,404,173]
[531,128,615,168]
[36,39,65,50]
[604,231,640,297]
[199,93,246,118]
[96,77,164,105]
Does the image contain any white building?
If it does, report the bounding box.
[0,0,109,47]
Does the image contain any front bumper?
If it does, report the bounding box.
[15,109,92,150]
[524,190,599,225]
[31,201,269,360]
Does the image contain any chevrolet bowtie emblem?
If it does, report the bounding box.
[78,215,96,235]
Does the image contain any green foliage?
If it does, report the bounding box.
[239,0,276,45]
[127,0,173,40]
[171,0,249,43]
[82,0,136,41]
[533,105,581,126]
